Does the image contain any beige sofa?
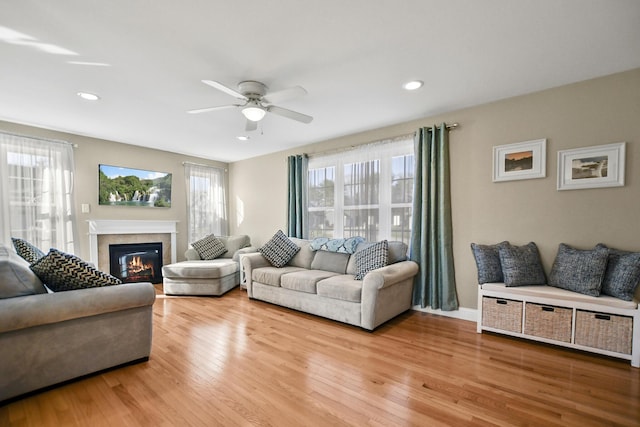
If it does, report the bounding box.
[0,244,155,403]
[242,238,419,330]
[162,235,254,296]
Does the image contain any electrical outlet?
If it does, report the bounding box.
[81,203,90,213]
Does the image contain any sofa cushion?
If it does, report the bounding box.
[498,242,546,287]
[0,244,46,298]
[11,237,45,264]
[471,241,508,284]
[596,245,640,301]
[355,240,388,280]
[162,259,238,279]
[311,251,350,274]
[191,234,227,260]
[259,230,300,267]
[548,243,609,297]
[218,235,251,259]
[281,269,339,294]
[252,266,306,287]
[30,248,122,292]
[309,237,364,254]
[288,238,316,269]
[317,275,363,302]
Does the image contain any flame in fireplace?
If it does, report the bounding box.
[127,256,155,277]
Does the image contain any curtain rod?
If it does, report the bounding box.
[0,129,78,147]
[306,122,459,159]
[182,161,228,171]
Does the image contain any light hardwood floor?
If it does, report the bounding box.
[2,286,639,426]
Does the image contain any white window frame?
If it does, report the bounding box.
[308,136,413,241]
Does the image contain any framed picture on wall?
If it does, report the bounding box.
[557,142,625,191]
[492,139,546,182]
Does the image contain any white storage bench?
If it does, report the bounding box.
[477,283,640,367]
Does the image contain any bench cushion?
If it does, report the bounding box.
[481,282,637,309]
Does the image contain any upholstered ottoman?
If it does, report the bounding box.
[162,259,239,296]
[161,234,254,296]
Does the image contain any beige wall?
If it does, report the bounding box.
[230,68,640,309]
[0,121,228,262]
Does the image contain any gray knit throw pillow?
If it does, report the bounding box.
[498,242,546,287]
[548,243,608,296]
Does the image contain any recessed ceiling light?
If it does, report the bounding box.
[68,61,111,67]
[77,92,100,101]
[403,80,423,91]
[236,136,250,141]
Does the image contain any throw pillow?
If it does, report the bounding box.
[309,237,365,254]
[498,242,546,287]
[11,237,45,264]
[191,234,227,260]
[0,244,46,298]
[259,230,300,268]
[355,240,388,280]
[597,244,640,301]
[471,241,508,284]
[30,248,122,292]
[548,243,609,297]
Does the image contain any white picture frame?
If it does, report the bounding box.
[557,142,626,191]
[492,139,546,182]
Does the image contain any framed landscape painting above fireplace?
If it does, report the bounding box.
[98,164,172,208]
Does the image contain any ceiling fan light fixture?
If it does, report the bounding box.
[241,105,266,122]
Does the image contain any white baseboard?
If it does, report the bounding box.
[411,305,477,323]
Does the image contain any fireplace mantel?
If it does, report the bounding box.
[88,220,178,267]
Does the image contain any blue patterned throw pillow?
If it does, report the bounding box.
[191,234,227,260]
[11,237,45,264]
[354,240,388,280]
[548,243,609,296]
[597,244,640,301]
[310,237,365,254]
[498,242,546,287]
[259,230,300,268]
[471,241,508,284]
[30,248,122,292]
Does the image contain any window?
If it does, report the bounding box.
[308,136,414,244]
[184,163,228,242]
[0,132,77,253]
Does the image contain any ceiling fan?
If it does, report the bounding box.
[188,80,313,131]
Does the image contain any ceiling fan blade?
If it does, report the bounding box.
[267,105,313,124]
[187,104,242,114]
[202,80,248,100]
[262,85,307,104]
[245,119,258,132]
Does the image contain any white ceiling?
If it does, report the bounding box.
[1,1,639,163]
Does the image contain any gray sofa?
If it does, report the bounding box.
[162,235,254,296]
[242,238,419,330]
[0,244,156,402]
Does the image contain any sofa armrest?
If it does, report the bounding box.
[360,260,419,330]
[232,246,258,261]
[185,247,201,260]
[241,252,271,297]
[0,282,156,334]
[362,261,419,290]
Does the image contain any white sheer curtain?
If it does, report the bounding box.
[0,132,78,253]
[184,162,228,242]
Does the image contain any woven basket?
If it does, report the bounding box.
[575,310,633,354]
[482,297,522,333]
[524,303,572,342]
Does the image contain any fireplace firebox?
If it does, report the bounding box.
[109,242,163,284]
